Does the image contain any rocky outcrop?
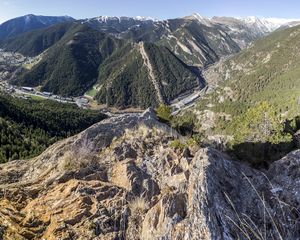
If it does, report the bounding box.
[0,109,299,239]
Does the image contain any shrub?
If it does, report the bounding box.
[156,104,172,122]
[170,139,186,150]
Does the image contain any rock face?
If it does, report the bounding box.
[0,109,299,239]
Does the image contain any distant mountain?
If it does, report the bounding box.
[0,22,75,56]
[83,14,300,66]
[3,13,300,109]
[3,14,297,64]
[16,24,200,108]
[95,42,201,108]
[83,15,241,67]
[82,16,156,34]
[0,14,74,39]
[241,17,300,31]
[194,14,300,48]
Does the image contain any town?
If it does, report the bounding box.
[0,81,91,108]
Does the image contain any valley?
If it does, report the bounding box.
[1,9,300,240]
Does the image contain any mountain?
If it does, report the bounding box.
[15,23,200,107]
[82,16,156,34]
[0,21,75,57]
[95,42,201,108]
[3,13,300,109]
[205,15,300,48]
[73,15,241,67]
[0,14,74,39]
[17,24,124,96]
[0,108,299,239]
[211,16,270,48]
[173,24,300,164]
[202,25,300,119]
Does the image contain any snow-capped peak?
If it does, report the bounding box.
[262,17,300,30]
[191,13,208,21]
[239,16,300,32]
[185,13,212,26]
[241,16,258,23]
[133,16,157,22]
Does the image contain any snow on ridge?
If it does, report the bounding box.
[238,16,300,31]
[134,16,158,22]
[184,13,212,26]
[86,15,157,23]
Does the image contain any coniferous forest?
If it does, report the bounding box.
[0,94,106,163]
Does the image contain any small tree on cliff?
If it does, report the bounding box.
[156,104,172,122]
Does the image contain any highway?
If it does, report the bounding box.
[171,86,209,115]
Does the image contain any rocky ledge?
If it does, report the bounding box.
[0,109,299,240]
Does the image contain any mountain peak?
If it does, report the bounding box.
[133,16,158,21]
[184,13,212,26]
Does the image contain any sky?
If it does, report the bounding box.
[1,0,300,23]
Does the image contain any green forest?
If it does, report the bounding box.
[0,94,106,163]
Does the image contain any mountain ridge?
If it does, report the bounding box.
[2,13,300,109]
[0,14,74,39]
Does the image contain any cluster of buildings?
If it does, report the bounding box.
[0,50,92,109]
[20,86,91,108]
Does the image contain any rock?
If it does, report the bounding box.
[0,109,300,239]
[294,129,300,148]
[141,193,187,240]
[111,159,160,200]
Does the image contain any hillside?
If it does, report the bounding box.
[0,94,106,163]
[0,22,75,57]
[202,25,300,118]
[95,42,201,108]
[118,17,241,67]
[0,109,299,239]
[172,25,300,164]
[17,24,125,96]
[0,14,74,39]
[14,24,201,107]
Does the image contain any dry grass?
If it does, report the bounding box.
[61,146,97,172]
[225,172,299,240]
[128,197,149,215]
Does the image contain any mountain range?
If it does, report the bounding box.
[2,12,300,240]
[1,13,300,109]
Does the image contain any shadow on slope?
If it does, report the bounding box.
[230,141,296,169]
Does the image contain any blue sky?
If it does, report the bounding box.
[1,0,300,23]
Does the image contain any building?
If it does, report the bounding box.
[22,87,34,92]
[42,92,52,97]
[76,98,90,108]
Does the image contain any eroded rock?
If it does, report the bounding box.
[0,109,299,239]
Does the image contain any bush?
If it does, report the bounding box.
[156,104,172,122]
[169,139,186,150]
[229,102,292,145]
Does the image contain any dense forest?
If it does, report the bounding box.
[95,42,200,108]
[0,94,106,163]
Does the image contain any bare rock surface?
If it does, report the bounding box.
[0,108,299,239]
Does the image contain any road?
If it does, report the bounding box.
[171,86,209,115]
